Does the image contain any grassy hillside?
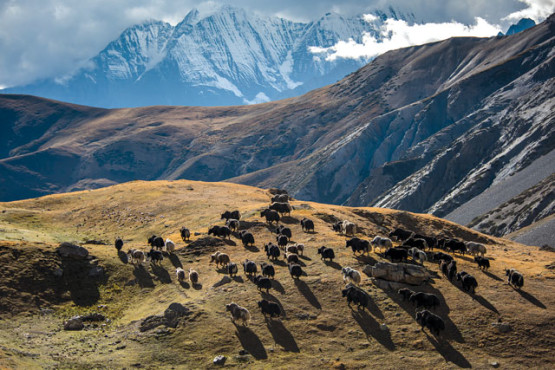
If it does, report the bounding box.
[0,180,553,368]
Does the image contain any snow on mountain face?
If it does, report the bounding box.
[7,6,405,108]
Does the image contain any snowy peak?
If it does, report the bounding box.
[5,6,402,107]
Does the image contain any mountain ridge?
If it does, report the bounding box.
[1,15,553,243]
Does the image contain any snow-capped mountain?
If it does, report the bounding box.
[5,6,410,107]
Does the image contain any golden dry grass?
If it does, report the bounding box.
[0,180,553,369]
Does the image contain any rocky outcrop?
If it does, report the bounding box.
[363,262,430,285]
[57,243,89,260]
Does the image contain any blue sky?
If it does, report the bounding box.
[0,0,553,89]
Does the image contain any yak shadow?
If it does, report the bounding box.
[232,276,244,283]
[481,270,503,281]
[192,282,203,290]
[280,216,299,225]
[266,319,299,352]
[381,285,465,343]
[151,264,172,284]
[451,279,499,314]
[239,221,275,233]
[424,332,471,368]
[133,265,155,288]
[271,279,286,294]
[179,280,190,289]
[355,254,378,266]
[299,255,311,261]
[261,291,286,317]
[294,279,321,309]
[361,291,384,320]
[244,244,260,252]
[456,255,475,263]
[273,259,287,267]
[117,251,128,264]
[168,254,183,268]
[515,289,546,309]
[351,310,395,351]
[221,239,237,246]
[213,276,233,288]
[324,260,342,270]
[235,326,268,360]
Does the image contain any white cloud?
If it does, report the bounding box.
[244,92,271,105]
[503,0,555,22]
[310,17,502,61]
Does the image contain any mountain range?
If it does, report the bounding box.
[0,14,553,245]
[3,6,415,108]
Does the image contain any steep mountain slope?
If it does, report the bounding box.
[0,15,553,243]
[4,6,411,108]
[0,180,553,368]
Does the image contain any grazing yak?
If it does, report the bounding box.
[288,263,303,279]
[413,234,437,249]
[409,292,440,309]
[467,242,487,257]
[261,209,280,225]
[226,303,250,326]
[342,284,368,310]
[416,310,445,336]
[409,247,427,264]
[147,249,163,264]
[127,249,145,265]
[404,237,428,251]
[276,225,292,239]
[148,235,165,250]
[276,234,289,248]
[506,269,524,289]
[210,251,230,268]
[189,268,199,285]
[208,225,232,239]
[474,256,490,270]
[254,275,272,293]
[180,227,190,242]
[371,236,393,252]
[317,246,335,261]
[447,260,457,281]
[265,243,280,260]
[239,230,255,247]
[341,221,356,236]
[388,228,414,241]
[346,237,370,254]
[176,267,186,281]
[115,237,123,251]
[385,247,408,262]
[457,271,478,293]
[300,218,315,232]
[227,262,239,277]
[432,252,453,263]
[270,202,292,216]
[260,262,275,279]
[221,210,241,221]
[258,299,281,318]
[342,267,362,285]
[243,260,258,276]
[441,238,467,255]
[226,219,240,232]
[271,194,289,203]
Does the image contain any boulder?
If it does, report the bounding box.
[57,242,89,260]
[164,303,190,327]
[64,317,84,331]
[364,262,430,285]
[88,266,105,279]
[213,355,227,365]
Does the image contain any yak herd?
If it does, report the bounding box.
[114,189,525,341]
